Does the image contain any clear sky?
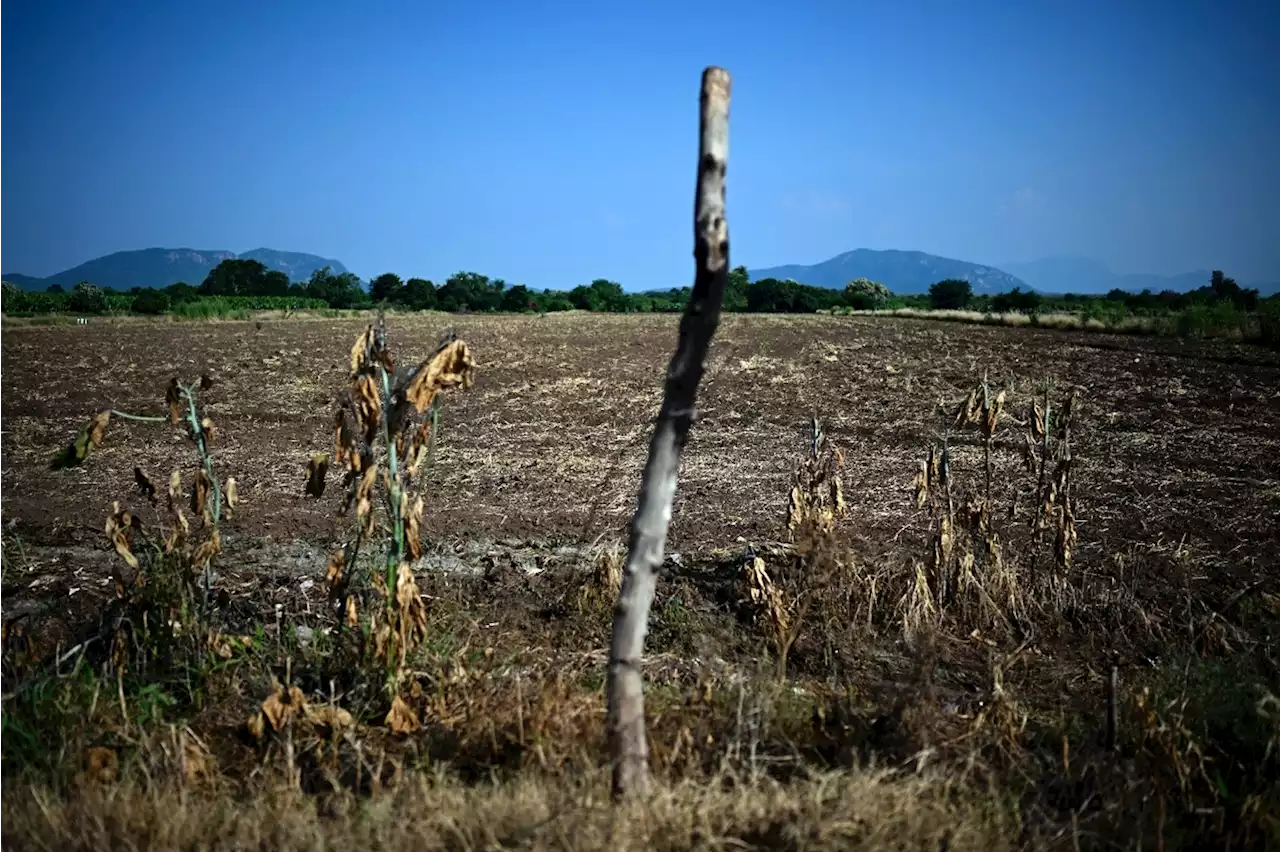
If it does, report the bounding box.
[3,0,1277,288]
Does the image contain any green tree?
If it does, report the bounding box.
[991,286,1042,313]
[438,272,497,311]
[1208,270,1259,310]
[1,282,21,311]
[261,270,291,297]
[400,278,437,310]
[369,272,404,303]
[131,289,171,315]
[746,278,799,312]
[725,265,750,312]
[165,282,197,303]
[569,279,627,311]
[843,277,891,310]
[501,284,534,312]
[306,266,367,308]
[46,283,65,294]
[532,290,574,312]
[200,258,271,296]
[928,279,973,310]
[69,281,109,313]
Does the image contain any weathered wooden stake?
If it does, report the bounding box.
[606,66,731,801]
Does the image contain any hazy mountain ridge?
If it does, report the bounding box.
[0,273,47,289]
[998,256,1280,296]
[3,248,349,291]
[748,249,1027,294]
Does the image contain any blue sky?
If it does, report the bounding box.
[3,0,1277,288]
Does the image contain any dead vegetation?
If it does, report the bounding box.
[2,310,1279,850]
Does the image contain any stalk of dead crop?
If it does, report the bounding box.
[607,66,731,802]
[1033,381,1052,536]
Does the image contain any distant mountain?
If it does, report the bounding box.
[748,249,1027,294]
[3,248,350,291]
[0,273,47,289]
[998,256,1279,296]
[235,249,349,284]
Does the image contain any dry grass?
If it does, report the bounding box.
[3,769,1014,852]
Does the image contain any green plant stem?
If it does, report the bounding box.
[179,385,221,604]
[108,410,170,423]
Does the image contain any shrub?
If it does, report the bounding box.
[1,282,21,312]
[991,287,1042,314]
[929,279,972,310]
[843,278,891,310]
[1257,300,1280,349]
[1176,303,1247,339]
[68,282,109,314]
[131,289,171,315]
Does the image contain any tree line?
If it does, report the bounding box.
[1,258,1272,321]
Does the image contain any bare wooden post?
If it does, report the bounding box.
[606,66,732,801]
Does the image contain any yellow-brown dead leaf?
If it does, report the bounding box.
[261,682,308,731]
[404,340,476,414]
[82,746,118,785]
[385,695,420,734]
[166,378,183,425]
[305,453,329,498]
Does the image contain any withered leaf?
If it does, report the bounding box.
[325,548,345,590]
[353,374,382,442]
[1031,401,1047,441]
[305,453,330,498]
[405,497,424,561]
[333,408,358,468]
[404,340,476,414]
[305,704,354,732]
[87,411,111,447]
[105,501,140,570]
[261,682,308,732]
[355,466,377,526]
[82,746,118,785]
[192,469,212,524]
[385,695,420,734]
[200,417,217,446]
[349,325,376,378]
[52,411,112,469]
[134,467,157,503]
[181,732,214,784]
[166,378,183,425]
[168,469,183,508]
[224,477,238,519]
[191,530,222,571]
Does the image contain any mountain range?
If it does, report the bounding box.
[2,248,348,291]
[5,246,1275,297]
[749,249,1278,296]
[997,256,1279,296]
[748,249,1027,294]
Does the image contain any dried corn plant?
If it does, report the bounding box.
[576,545,624,616]
[909,377,1085,637]
[51,378,234,675]
[323,316,475,701]
[740,417,849,680]
[1031,386,1079,572]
